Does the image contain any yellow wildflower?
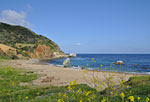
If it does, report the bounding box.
[86,64,89,66]
[76,88,82,94]
[72,80,77,85]
[68,86,72,91]
[92,58,94,60]
[128,96,134,102]
[25,96,28,99]
[83,91,87,96]
[83,70,87,74]
[120,92,125,99]
[63,93,68,98]
[120,81,123,85]
[57,99,64,102]
[94,61,96,63]
[101,98,106,102]
[85,91,91,96]
[88,97,91,101]
[69,80,77,85]
[138,97,140,100]
[146,97,149,102]
[100,64,103,67]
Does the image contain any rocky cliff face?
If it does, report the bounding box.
[0,22,66,59]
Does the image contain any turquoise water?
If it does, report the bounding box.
[45,54,150,74]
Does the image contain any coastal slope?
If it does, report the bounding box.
[0,22,66,59]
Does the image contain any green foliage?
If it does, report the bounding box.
[0,56,11,60]
[0,65,149,102]
[0,22,63,56]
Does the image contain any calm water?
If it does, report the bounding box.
[45,54,150,74]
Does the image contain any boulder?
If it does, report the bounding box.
[63,58,71,67]
[69,53,76,57]
[80,65,86,69]
[114,61,124,65]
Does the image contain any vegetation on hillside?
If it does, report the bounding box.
[0,22,65,58]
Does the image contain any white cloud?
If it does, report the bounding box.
[0,10,30,27]
[75,43,81,46]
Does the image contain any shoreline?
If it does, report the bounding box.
[41,58,150,75]
[0,58,148,89]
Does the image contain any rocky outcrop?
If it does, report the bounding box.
[34,45,53,58]
[63,58,71,67]
[0,44,26,59]
[24,45,66,59]
[0,48,5,55]
[0,44,18,58]
[114,61,124,65]
[69,53,76,57]
[53,52,68,59]
[0,43,67,59]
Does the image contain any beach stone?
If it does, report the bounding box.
[63,58,71,67]
[41,76,55,82]
[80,65,86,69]
[69,53,76,57]
[114,61,124,65]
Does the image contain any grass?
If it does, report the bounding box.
[0,64,149,102]
[100,75,150,102]
[0,56,11,60]
[0,66,97,102]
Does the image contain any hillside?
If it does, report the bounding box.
[0,22,66,59]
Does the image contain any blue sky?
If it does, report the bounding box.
[0,0,150,54]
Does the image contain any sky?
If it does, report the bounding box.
[0,0,150,54]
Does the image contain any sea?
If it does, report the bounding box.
[44,54,150,74]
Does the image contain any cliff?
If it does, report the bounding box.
[0,22,66,59]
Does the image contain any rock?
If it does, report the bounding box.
[69,53,76,57]
[0,44,17,57]
[63,58,71,67]
[80,65,86,69]
[114,61,124,65]
[41,76,55,82]
[53,52,68,58]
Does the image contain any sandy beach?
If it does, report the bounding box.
[0,59,144,89]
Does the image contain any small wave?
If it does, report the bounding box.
[45,62,150,75]
[71,57,89,61]
[56,65,64,67]
[125,71,150,75]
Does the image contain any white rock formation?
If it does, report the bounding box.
[63,58,71,67]
[114,60,124,65]
[69,53,76,57]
